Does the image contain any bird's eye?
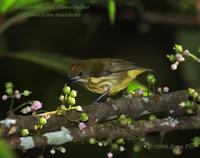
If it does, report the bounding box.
[79,72,83,76]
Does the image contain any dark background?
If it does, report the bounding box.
[0,0,200,158]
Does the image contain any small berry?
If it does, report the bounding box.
[23,90,31,96]
[21,129,29,136]
[38,117,47,126]
[183,49,190,56]
[171,63,177,70]
[60,147,66,153]
[15,93,21,99]
[179,102,186,107]
[14,90,20,94]
[98,142,103,146]
[119,146,125,152]
[149,114,157,121]
[163,87,169,93]
[89,138,96,144]
[50,149,56,155]
[176,54,185,62]
[80,113,89,122]
[107,152,113,158]
[157,87,162,93]
[76,106,83,112]
[2,95,8,100]
[21,106,32,114]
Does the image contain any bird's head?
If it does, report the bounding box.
[67,61,90,84]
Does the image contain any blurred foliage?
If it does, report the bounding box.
[0,139,15,158]
[140,0,198,13]
[0,0,43,14]
[7,51,76,73]
[108,0,116,25]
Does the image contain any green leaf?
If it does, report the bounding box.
[7,51,76,73]
[0,139,15,158]
[0,0,16,14]
[108,0,116,25]
[0,0,46,14]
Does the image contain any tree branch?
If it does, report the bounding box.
[0,88,199,150]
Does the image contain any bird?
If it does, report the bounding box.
[67,58,151,102]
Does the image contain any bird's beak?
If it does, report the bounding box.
[67,76,81,85]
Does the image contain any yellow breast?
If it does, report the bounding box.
[84,70,138,95]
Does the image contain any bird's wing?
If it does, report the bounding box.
[90,58,151,77]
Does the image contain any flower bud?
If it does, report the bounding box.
[38,117,47,126]
[89,138,96,144]
[116,138,125,144]
[21,129,29,136]
[69,90,77,98]
[23,90,31,96]
[76,106,83,112]
[63,85,70,94]
[193,92,198,98]
[31,101,43,111]
[59,95,65,102]
[80,113,89,122]
[167,54,176,62]
[67,96,76,105]
[5,82,13,89]
[188,88,195,96]
[173,44,183,53]
[6,88,13,95]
